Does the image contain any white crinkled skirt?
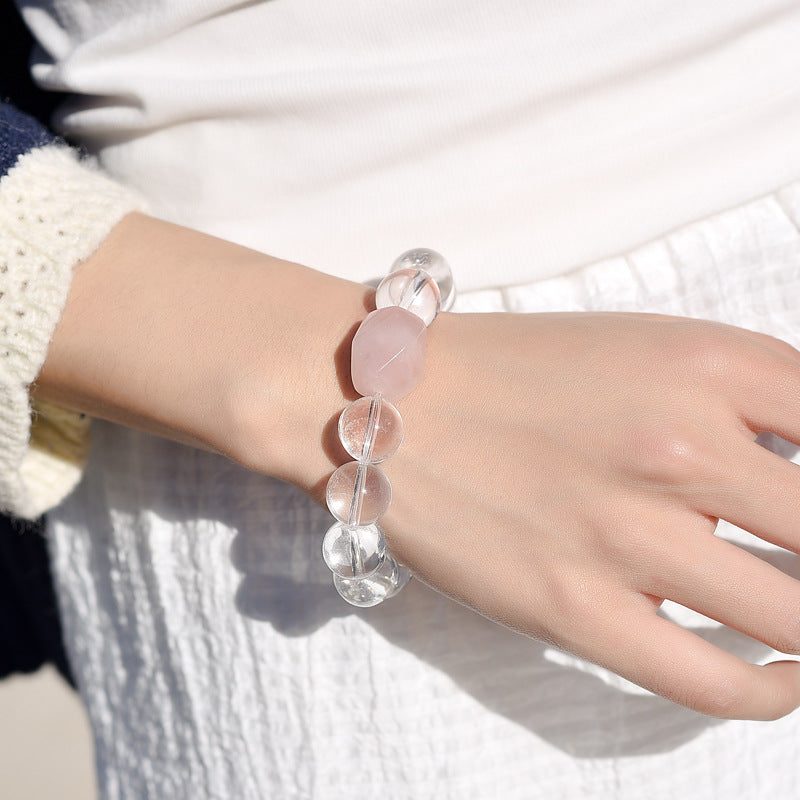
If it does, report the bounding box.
[49,183,800,799]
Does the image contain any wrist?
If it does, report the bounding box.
[223,262,372,494]
[315,249,456,605]
[35,213,372,489]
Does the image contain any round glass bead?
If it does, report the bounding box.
[376,267,441,326]
[338,396,404,463]
[333,555,403,607]
[390,248,455,312]
[326,461,392,526]
[322,521,386,578]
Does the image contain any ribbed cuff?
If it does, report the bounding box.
[0,145,145,518]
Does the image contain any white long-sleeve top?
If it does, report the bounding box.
[23,0,800,288]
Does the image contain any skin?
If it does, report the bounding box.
[35,212,800,720]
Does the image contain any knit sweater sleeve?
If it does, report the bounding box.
[0,103,145,519]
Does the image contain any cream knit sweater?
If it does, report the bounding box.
[0,142,142,519]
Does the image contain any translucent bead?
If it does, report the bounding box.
[338,395,404,463]
[390,248,455,312]
[322,521,386,578]
[388,563,413,597]
[326,461,392,526]
[351,306,426,401]
[333,555,406,607]
[376,267,441,326]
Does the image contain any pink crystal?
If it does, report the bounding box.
[351,307,427,401]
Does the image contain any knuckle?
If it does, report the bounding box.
[755,330,800,361]
[759,705,794,722]
[773,634,800,659]
[679,329,741,383]
[680,674,746,718]
[539,570,613,638]
[632,423,714,486]
[771,610,800,656]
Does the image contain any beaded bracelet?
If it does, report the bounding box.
[322,249,455,607]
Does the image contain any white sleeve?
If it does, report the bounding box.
[0,145,145,519]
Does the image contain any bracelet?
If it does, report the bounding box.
[322,249,455,607]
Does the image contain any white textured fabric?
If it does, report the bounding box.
[0,146,143,518]
[22,0,800,289]
[50,184,800,799]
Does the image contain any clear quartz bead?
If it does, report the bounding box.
[338,395,404,463]
[333,554,408,607]
[326,461,392,526]
[388,563,413,597]
[322,521,386,578]
[376,267,441,325]
[390,248,455,312]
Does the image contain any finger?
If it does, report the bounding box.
[739,328,800,363]
[642,532,800,658]
[732,349,800,444]
[594,598,800,719]
[700,438,800,554]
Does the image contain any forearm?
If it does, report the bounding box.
[33,212,371,492]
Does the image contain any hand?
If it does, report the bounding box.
[377,311,800,720]
[38,214,800,720]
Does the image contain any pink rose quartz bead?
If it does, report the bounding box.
[350,306,427,401]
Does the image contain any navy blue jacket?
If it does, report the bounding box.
[0,102,58,179]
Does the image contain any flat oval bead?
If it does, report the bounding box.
[351,306,427,401]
